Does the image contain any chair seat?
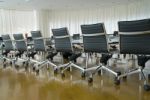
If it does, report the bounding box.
[69,53,82,62]
[28,52,37,58]
[100,54,112,65]
[46,52,58,60]
[2,51,10,56]
[15,51,24,58]
[138,55,150,68]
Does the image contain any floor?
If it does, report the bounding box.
[0,67,150,100]
[0,54,150,100]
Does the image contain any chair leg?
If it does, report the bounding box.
[87,66,102,84]
[61,63,72,72]
[141,70,150,91]
[60,63,72,78]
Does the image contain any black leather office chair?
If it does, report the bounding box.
[1,34,15,68]
[30,31,57,75]
[81,23,119,83]
[118,19,150,91]
[52,27,82,77]
[13,34,29,70]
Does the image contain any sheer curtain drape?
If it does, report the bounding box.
[49,0,150,35]
[0,9,36,36]
[35,10,50,37]
[0,0,150,37]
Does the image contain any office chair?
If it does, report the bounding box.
[117,19,150,91]
[13,34,29,70]
[81,23,119,83]
[30,31,57,75]
[72,34,80,40]
[52,27,83,77]
[1,34,15,68]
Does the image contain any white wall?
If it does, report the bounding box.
[49,0,150,35]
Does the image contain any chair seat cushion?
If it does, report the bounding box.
[69,53,82,62]
[138,55,150,68]
[100,54,112,65]
[46,52,58,60]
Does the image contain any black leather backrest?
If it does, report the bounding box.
[4,41,14,51]
[118,19,150,54]
[15,41,27,51]
[1,34,13,51]
[31,31,45,51]
[1,34,11,40]
[13,34,27,51]
[119,19,150,32]
[0,37,3,43]
[81,23,108,53]
[34,38,45,51]
[72,34,80,40]
[13,34,24,40]
[31,31,42,39]
[52,27,72,52]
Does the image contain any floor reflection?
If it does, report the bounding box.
[0,68,150,100]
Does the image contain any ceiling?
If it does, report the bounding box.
[0,0,142,10]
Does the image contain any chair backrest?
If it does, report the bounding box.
[81,23,108,53]
[33,39,45,51]
[13,34,27,51]
[31,31,45,51]
[52,27,72,52]
[1,34,14,51]
[118,19,150,54]
[31,31,42,39]
[0,37,3,44]
[2,34,11,40]
[72,34,80,40]
[13,34,24,40]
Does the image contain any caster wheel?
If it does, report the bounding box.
[98,70,101,76]
[88,77,93,83]
[144,84,150,91]
[54,68,58,74]
[61,72,65,78]
[114,77,120,85]
[81,72,86,78]
[33,67,36,71]
[36,69,39,75]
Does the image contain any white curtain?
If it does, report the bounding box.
[0,0,150,37]
[49,0,150,35]
[0,9,37,37]
[35,10,50,37]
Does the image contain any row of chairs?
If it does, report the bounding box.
[1,18,150,91]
